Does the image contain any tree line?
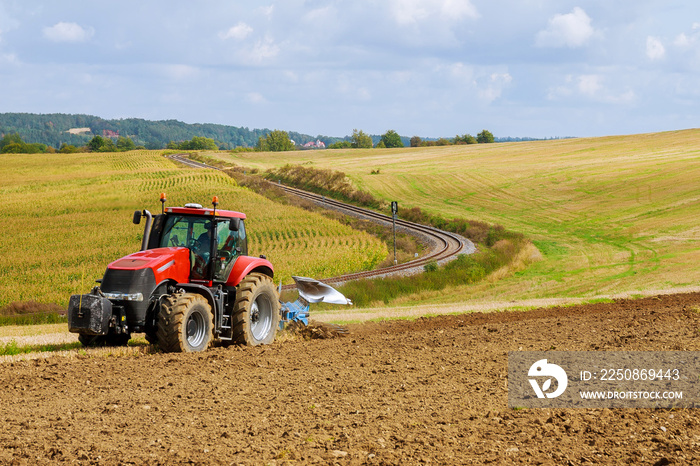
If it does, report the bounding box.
[0,132,224,154]
[410,129,494,147]
[0,113,334,150]
[1,112,499,154]
[255,128,495,151]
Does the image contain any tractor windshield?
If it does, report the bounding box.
[160,214,245,281]
[213,220,245,281]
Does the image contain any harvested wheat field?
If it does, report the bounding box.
[1,292,699,465]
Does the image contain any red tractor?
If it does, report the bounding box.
[67,194,279,352]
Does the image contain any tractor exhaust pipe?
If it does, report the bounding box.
[133,209,153,251]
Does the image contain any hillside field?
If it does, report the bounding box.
[0,151,386,308]
[213,129,700,305]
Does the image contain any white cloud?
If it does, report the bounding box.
[646,36,665,60]
[0,52,18,65]
[390,0,478,25]
[246,92,266,104]
[219,22,253,41]
[259,5,275,17]
[303,5,335,24]
[674,23,700,48]
[336,75,372,101]
[478,72,512,103]
[441,0,479,20]
[251,37,279,62]
[674,33,691,48]
[235,36,280,64]
[548,73,635,104]
[160,64,201,80]
[535,7,595,48]
[577,74,602,96]
[448,62,475,82]
[43,22,94,43]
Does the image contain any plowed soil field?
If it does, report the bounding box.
[2,293,700,465]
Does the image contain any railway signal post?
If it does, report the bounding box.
[391,201,398,265]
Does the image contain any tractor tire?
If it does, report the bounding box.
[78,334,106,347]
[156,293,214,353]
[78,333,130,347]
[106,333,131,347]
[144,331,157,345]
[232,273,280,346]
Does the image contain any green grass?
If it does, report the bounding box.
[337,251,503,307]
[0,340,83,356]
[212,129,700,303]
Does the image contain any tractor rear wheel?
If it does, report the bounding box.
[156,293,214,353]
[232,273,279,346]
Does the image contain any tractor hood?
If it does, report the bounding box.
[107,247,192,284]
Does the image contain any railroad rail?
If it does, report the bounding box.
[168,154,475,287]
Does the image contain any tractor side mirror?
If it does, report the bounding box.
[133,210,142,225]
[229,217,240,232]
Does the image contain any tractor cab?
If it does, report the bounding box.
[142,200,248,283]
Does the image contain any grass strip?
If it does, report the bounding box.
[0,339,82,356]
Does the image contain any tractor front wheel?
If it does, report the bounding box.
[78,333,131,347]
[232,273,280,346]
[78,334,106,347]
[156,293,214,353]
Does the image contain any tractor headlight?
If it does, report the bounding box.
[103,292,144,302]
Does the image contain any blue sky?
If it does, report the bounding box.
[0,1,698,138]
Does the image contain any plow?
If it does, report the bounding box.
[67,194,351,352]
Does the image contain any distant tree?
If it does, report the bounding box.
[0,133,23,152]
[410,136,422,147]
[25,143,48,153]
[351,129,373,149]
[59,144,81,153]
[436,138,451,146]
[88,135,106,152]
[116,136,136,151]
[454,134,477,145]
[256,130,295,152]
[1,142,25,153]
[376,140,386,148]
[186,136,218,150]
[167,136,218,151]
[328,141,352,149]
[380,130,404,148]
[477,129,495,144]
[98,138,117,152]
[0,134,50,153]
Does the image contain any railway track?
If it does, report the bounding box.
[168,154,475,286]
